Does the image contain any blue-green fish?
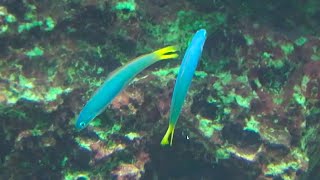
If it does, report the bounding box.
[76,46,178,130]
[161,29,207,145]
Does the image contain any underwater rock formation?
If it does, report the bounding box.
[0,0,320,180]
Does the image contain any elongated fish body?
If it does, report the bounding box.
[76,46,178,130]
[161,29,207,145]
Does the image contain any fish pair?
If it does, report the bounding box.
[75,29,207,146]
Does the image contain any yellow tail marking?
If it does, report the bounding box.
[153,46,178,60]
[161,123,175,146]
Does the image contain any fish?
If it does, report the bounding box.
[161,29,207,146]
[75,46,178,130]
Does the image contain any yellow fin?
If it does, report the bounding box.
[153,46,179,60]
[161,123,175,146]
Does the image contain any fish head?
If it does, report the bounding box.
[192,29,207,52]
[75,111,95,130]
[194,29,206,41]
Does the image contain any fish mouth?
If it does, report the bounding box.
[201,29,207,38]
[75,118,87,131]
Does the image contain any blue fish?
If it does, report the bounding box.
[76,46,178,130]
[161,29,207,145]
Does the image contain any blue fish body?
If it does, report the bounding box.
[161,29,207,145]
[76,46,178,130]
[170,29,207,124]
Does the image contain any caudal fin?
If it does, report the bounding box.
[161,124,175,146]
[153,46,179,60]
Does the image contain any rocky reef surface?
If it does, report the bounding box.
[0,0,320,179]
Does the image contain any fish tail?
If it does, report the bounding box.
[160,123,175,146]
[153,46,179,60]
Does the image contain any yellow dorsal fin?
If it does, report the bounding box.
[153,46,179,60]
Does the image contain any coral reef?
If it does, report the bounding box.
[0,0,320,179]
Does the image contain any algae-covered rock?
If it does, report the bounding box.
[1,0,320,179]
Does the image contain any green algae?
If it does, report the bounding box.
[253,79,262,88]
[125,132,141,140]
[211,72,257,108]
[152,67,207,78]
[222,92,235,104]
[212,72,232,93]
[64,171,90,180]
[30,129,43,136]
[145,10,226,46]
[198,119,214,138]
[212,81,223,92]
[215,147,231,160]
[223,107,231,115]
[0,104,27,120]
[224,145,263,162]
[265,161,300,177]
[0,6,16,34]
[311,54,320,61]
[61,156,68,167]
[75,137,92,151]
[273,95,284,105]
[262,52,272,59]
[293,85,306,108]
[236,75,249,84]
[280,43,294,56]
[4,14,16,23]
[0,25,8,34]
[260,127,291,148]
[234,93,251,108]
[19,75,34,88]
[262,52,285,69]
[301,75,310,92]
[115,0,136,12]
[244,116,260,133]
[46,86,71,102]
[93,123,122,141]
[244,34,254,46]
[113,0,136,21]
[206,95,217,104]
[295,37,308,46]
[197,114,223,138]
[18,21,43,33]
[152,67,180,77]
[44,17,55,31]
[291,148,309,163]
[225,90,257,109]
[217,71,232,85]
[195,71,208,78]
[25,47,44,58]
[89,118,102,127]
[97,67,104,74]
[6,74,71,104]
[268,59,285,69]
[17,3,56,33]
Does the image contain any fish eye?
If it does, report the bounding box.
[79,122,86,128]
